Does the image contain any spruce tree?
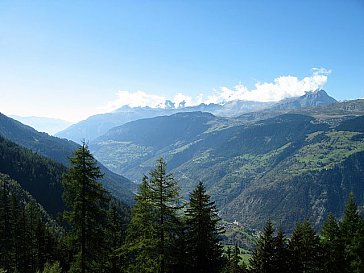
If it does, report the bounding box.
[272,228,289,273]
[148,158,181,273]
[225,243,247,273]
[249,220,275,273]
[320,213,345,273]
[288,220,322,273]
[0,180,14,271]
[185,182,224,273]
[124,159,181,273]
[123,176,159,273]
[339,194,364,273]
[62,143,109,273]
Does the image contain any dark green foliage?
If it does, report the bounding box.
[288,220,322,273]
[224,243,247,273]
[105,202,130,273]
[339,194,364,273]
[249,220,276,273]
[185,181,224,273]
[124,158,181,273]
[123,177,160,273]
[0,175,60,273]
[272,228,289,273]
[62,143,109,273]
[0,135,66,215]
[320,213,345,273]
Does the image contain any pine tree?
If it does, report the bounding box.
[185,181,224,273]
[124,159,181,273]
[272,228,289,273]
[339,194,364,273]
[123,176,160,273]
[288,220,322,273]
[105,203,126,273]
[320,213,345,273]
[249,220,275,273]
[62,143,109,273]
[0,180,14,271]
[147,158,181,273]
[226,243,247,273]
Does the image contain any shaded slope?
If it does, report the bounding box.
[0,136,66,215]
[0,113,136,204]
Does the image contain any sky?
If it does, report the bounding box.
[0,0,363,122]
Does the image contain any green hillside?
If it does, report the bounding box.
[90,100,364,231]
[0,113,136,205]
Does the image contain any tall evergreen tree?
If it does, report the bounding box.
[272,228,289,273]
[124,159,181,273]
[148,158,181,273]
[185,182,224,273]
[62,143,109,273]
[288,220,322,273]
[123,176,159,273]
[225,243,247,273]
[339,194,364,273]
[249,220,275,273]
[320,213,345,273]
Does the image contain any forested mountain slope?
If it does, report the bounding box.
[0,173,55,222]
[0,136,65,215]
[0,113,136,204]
[91,100,364,231]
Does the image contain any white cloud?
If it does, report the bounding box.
[173,92,193,107]
[101,68,331,111]
[203,67,331,103]
[102,90,166,112]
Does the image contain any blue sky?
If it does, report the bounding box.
[0,0,363,121]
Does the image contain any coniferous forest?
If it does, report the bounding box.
[1,144,364,273]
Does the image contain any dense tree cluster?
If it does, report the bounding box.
[249,194,364,273]
[122,159,224,273]
[0,144,129,273]
[1,144,364,273]
[0,176,60,273]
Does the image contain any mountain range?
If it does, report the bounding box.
[2,89,363,232]
[88,94,364,231]
[56,90,335,143]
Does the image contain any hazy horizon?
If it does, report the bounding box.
[1,1,363,122]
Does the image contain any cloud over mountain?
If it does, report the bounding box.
[102,68,331,111]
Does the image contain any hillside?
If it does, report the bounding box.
[0,113,136,205]
[0,173,56,222]
[10,115,72,135]
[90,100,364,231]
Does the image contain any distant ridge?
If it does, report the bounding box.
[56,89,336,143]
[273,89,337,110]
[10,115,72,135]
